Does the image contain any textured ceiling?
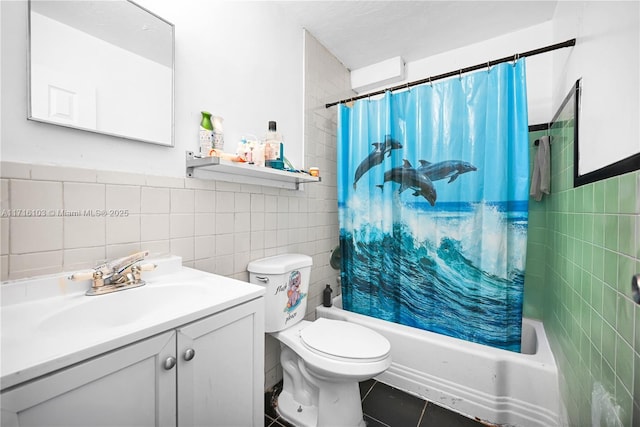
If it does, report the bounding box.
[275,1,558,70]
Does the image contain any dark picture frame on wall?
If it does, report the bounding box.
[553,79,640,188]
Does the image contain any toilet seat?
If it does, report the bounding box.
[300,318,391,362]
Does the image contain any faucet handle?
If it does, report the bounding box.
[68,269,105,289]
[135,262,157,272]
[110,251,149,275]
[131,262,157,282]
[68,270,99,281]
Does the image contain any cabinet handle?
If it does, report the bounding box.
[163,356,177,370]
[183,348,196,361]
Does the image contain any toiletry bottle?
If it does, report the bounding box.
[254,142,266,167]
[322,284,333,307]
[236,138,247,162]
[199,111,213,157]
[264,121,282,161]
[212,116,224,150]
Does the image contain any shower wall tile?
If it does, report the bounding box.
[526,120,640,426]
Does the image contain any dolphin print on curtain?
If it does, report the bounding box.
[337,60,529,352]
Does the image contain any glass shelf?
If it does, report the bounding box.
[185,151,320,190]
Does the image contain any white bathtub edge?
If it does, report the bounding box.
[377,362,558,427]
[316,300,563,427]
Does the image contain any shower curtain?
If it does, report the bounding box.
[337,60,529,352]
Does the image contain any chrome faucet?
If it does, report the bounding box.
[69,251,156,296]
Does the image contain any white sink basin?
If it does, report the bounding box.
[38,283,213,332]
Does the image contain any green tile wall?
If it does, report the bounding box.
[524,124,639,426]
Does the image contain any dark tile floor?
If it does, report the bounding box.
[265,379,488,427]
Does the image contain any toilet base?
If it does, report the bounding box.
[277,389,318,427]
[277,387,366,427]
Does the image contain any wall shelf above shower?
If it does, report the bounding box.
[185,151,320,190]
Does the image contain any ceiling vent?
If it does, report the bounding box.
[350,56,405,94]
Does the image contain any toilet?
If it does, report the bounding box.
[248,254,391,427]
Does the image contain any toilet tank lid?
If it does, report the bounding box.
[247,254,313,274]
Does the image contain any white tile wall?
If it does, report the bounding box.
[11,180,62,211]
[106,185,141,214]
[63,246,106,271]
[11,217,63,253]
[106,215,140,245]
[141,187,170,214]
[64,216,105,248]
[64,182,105,211]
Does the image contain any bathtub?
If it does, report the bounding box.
[316,297,563,427]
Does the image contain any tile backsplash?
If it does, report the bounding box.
[0,163,335,283]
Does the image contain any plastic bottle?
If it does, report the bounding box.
[254,142,266,167]
[264,121,282,161]
[236,138,247,162]
[199,111,213,157]
[212,116,224,150]
[322,284,333,307]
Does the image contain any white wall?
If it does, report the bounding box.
[362,22,555,126]
[1,0,304,176]
[551,1,639,175]
[31,12,172,144]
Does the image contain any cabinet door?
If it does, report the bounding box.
[1,331,177,427]
[177,298,264,427]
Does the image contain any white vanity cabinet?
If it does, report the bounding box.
[1,297,264,427]
[176,297,264,426]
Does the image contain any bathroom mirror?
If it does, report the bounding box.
[566,79,640,187]
[28,0,174,146]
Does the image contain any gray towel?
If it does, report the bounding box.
[530,135,551,201]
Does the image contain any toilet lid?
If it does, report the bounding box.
[300,318,390,361]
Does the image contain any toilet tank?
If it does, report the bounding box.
[247,254,312,333]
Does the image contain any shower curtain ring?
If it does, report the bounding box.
[487,61,491,72]
[458,69,462,80]
[429,76,433,87]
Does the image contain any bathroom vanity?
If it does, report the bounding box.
[0,256,265,426]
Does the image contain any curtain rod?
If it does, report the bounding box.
[325,38,576,108]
